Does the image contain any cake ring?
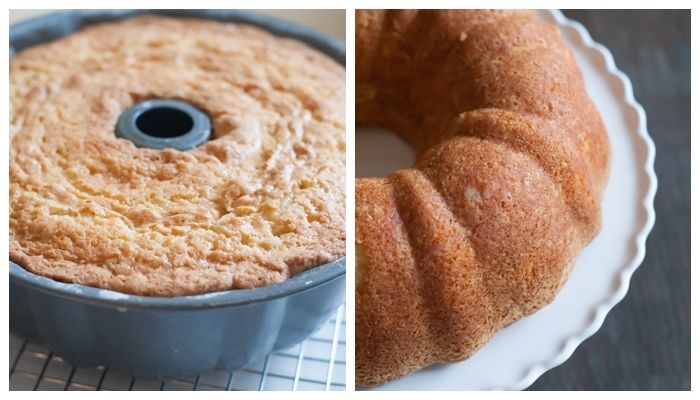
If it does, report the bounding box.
[355,9,610,386]
[10,16,346,297]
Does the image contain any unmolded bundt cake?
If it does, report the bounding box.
[355,10,610,386]
[10,16,345,296]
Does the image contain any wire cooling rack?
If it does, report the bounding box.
[10,304,345,391]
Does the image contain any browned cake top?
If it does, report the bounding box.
[10,16,346,296]
[355,9,609,386]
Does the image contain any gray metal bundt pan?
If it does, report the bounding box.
[9,9,346,380]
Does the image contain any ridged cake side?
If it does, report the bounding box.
[355,9,610,386]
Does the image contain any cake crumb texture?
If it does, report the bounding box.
[10,16,346,296]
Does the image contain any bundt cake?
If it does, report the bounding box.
[355,10,610,386]
[10,16,345,296]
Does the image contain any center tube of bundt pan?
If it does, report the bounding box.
[116,99,211,150]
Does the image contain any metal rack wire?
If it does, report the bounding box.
[10,304,345,391]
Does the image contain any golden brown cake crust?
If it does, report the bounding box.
[10,16,345,296]
[355,10,610,386]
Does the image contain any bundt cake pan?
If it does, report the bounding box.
[9,9,345,380]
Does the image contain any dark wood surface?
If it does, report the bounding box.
[528,10,690,390]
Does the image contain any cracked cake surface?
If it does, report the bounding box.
[10,15,346,296]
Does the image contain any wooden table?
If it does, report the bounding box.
[528,10,690,390]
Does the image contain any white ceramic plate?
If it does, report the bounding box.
[356,9,657,390]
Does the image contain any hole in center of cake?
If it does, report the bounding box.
[116,99,211,150]
[356,126,416,178]
[135,107,194,138]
